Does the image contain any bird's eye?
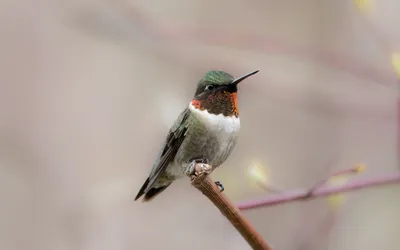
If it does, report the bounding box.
[205,85,214,91]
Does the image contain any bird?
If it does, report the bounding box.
[134,70,259,202]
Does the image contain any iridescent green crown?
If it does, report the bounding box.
[200,70,234,85]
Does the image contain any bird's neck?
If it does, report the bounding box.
[190,91,239,118]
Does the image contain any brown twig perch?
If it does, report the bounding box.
[237,172,400,210]
[190,163,272,250]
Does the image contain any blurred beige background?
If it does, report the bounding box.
[1,0,400,249]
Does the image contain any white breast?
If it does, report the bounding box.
[189,103,240,133]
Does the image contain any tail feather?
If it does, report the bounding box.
[142,185,170,202]
[134,178,150,201]
[134,178,171,202]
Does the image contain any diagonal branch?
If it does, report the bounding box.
[190,163,272,250]
[237,172,400,210]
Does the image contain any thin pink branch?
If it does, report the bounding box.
[237,172,400,210]
[303,166,363,197]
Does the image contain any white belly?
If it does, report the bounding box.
[188,103,241,134]
[188,102,240,165]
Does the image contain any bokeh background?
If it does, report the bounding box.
[1,0,400,249]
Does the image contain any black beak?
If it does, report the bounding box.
[231,70,259,86]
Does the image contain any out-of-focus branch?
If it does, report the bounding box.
[190,163,272,250]
[353,1,400,171]
[237,172,400,210]
[304,165,364,197]
[397,97,400,171]
[116,2,395,85]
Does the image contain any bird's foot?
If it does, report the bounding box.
[185,161,196,177]
[214,181,224,192]
[185,158,212,180]
[188,156,209,165]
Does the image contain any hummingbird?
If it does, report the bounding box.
[134,70,259,202]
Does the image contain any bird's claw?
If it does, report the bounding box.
[185,158,212,180]
[214,181,224,192]
[185,161,197,177]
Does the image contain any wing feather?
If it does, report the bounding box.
[142,108,190,193]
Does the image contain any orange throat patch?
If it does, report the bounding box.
[191,91,239,117]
